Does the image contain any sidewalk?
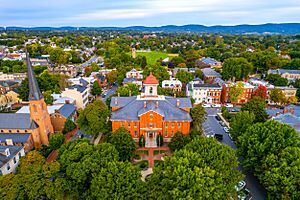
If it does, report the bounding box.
[137,146,170,168]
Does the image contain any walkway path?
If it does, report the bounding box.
[138,146,170,168]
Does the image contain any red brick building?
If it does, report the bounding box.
[111,73,192,147]
[221,82,255,104]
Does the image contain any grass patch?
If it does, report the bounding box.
[137,150,148,155]
[136,51,177,65]
[154,150,167,155]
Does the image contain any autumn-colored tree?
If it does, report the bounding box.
[287,96,298,104]
[269,88,285,105]
[229,82,244,106]
[252,85,268,100]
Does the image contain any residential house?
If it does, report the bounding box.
[0,146,25,175]
[62,85,89,109]
[201,68,222,83]
[126,68,143,80]
[196,57,222,68]
[268,69,300,81]
[0,72,27,81]
[162,78,182,92]
[95,74,108,89]
[48,65,78,78]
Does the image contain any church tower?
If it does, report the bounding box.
[26,53,54,146]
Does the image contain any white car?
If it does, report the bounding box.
[223,127,229,133]
[212,104,222,108]
[225,103,233,108]
[235,181,246,192]
[206,134,215,138]
[202,104,211,108]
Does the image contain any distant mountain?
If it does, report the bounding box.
[2,23,300,34]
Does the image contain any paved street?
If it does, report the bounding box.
[80,55,100,68]
[203,108,267,200]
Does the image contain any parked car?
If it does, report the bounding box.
[230,108,239,112]
[214,134,223,141]
[225,103,233,108]
[235,181,246,192]
[212,104,221,108]
[219,121,226,126]
[206,134,215,138]
[238,188,252,200]
[202,104,211,108]
[215,115,221,121]
[223,127,229,133]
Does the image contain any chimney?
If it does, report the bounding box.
[144,101,147,108]
[176,99,180,107]
[156,101,158,108]
[115,97,118,105]
[283,107,288,114]
[290,108,294,114]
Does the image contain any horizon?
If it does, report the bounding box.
[1,0,299,27]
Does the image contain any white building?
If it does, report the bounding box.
[126,68,143,80]
[186,80,222,104]
[162,78,182,92]
[0,72,26,81]
[0,146,25,175]
[61,85,89,109]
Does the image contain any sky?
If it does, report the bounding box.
[0,0,299,27]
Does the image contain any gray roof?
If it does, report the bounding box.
[68,85,87,93]
[0,145,24,167]
[111,97,192,121]
[269,69,300,75]
[72,130,94,143]
[193,83,222,89]
[79,78,89,87]
[26,52,43,100]
[0,113,36,129]
[110,96,136,108]
[201,68,221,78]
[123,77,139,83]
[0,133,31,143]
[59,104,76,118]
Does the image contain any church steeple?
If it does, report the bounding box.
[26,52,43,100]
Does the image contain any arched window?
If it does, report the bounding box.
[149,87,153,94]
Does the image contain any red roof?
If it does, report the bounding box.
[143,72,159,84]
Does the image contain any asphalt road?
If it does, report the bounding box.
[101,85,117,102]
[203,108,267,200]
[80,55,99,68]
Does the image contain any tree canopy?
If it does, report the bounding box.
[190,103,207,131]
[241,97,268,122]
[76,100,110,136]
[222,57,253,81]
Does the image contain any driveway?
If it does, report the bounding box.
[203,108,267,199]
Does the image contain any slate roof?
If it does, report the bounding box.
[95,74,106,82]
[26,52,43,100]
[111,96,192,121]
[59,104,76,118]
[0,134,31,143]
[72,130,94,143]
[193,83,222,88]
[201,57,219,65]
[0,113,34,129]
[67,85,87,93]
[201,68,221,78]
[0,145,24,166]
[123,77,139,83]
[269,69,300,75]
[79,78,89,87]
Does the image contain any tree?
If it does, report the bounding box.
[49,133,65,150]
[229,111,255,142]
[259,147,300,199]
[156,133,164,147]
[33,65,47,76]
[148,137,243,200]
[168,131,191,152]
[190,104,207,131]
[115,83,140,96]
[266,74,288,86]
[91,62,100,72]
[287,96,298,104]
[252,85,268,100]
[238,120,299,172]
[229,81,244,106]
[194,69,203,78]
[241,97,268,122]
[0,151,61,200]
[139,135,145,147]
[222,57,253,81]
[42,90,53,105]
[107,128,137,161]
[91,81,102,96]
[62,118,76,134]
[106,70,118,84]
[171,56,186,67]
[143,64,170,83]
[269,88,285,104]
[189,130,203,140]
[76,100,110,136]
[175,70,193,84]
[88,161,146,199]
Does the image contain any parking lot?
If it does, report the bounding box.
[203,108,267,199]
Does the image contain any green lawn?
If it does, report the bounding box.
[136,51,176,65]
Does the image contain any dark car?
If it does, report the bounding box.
[215,115,221,121]
[214,134,223,141]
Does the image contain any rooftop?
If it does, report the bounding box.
[67,84,87,93]
[0,113,36,129]
[143,73,159,85]
[201,68,221,78]
[0,145,24,167]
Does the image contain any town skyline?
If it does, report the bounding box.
[1,0,300,27]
